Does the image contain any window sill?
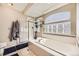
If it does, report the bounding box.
[43,33,76,37]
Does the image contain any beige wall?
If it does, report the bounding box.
[0,6,26,42]
[44,4,76,35]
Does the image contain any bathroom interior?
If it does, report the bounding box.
[0,3,79,56]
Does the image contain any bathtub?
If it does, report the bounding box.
[30,37,79,56]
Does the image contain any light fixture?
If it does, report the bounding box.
[11,3,13,6]
[8,3,13,6]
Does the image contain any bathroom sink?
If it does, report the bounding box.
[0,42,7,48]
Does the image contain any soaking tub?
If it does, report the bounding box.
[29,37,79,56]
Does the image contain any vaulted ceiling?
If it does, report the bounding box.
[0,3,68,17]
